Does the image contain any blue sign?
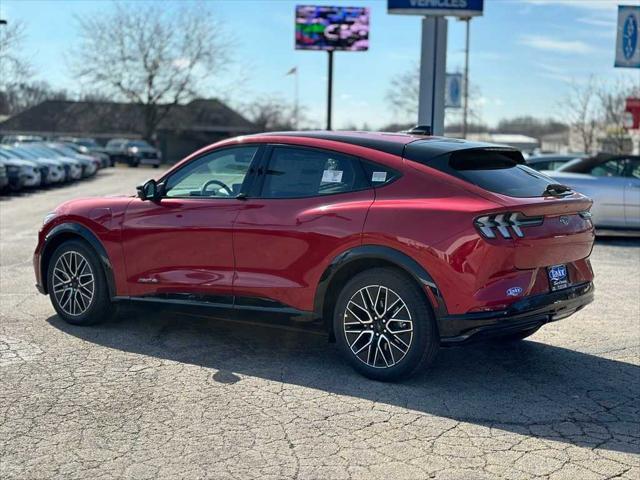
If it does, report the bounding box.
[445,73,463,108]
[616,5,640,68]
[388,0,484,17]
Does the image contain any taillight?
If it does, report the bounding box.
[474,212,543,239]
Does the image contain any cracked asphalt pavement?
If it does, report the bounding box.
[1,167,639,479]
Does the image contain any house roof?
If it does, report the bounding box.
[0,98,257,137]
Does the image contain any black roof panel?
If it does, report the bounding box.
[259,131,516,161]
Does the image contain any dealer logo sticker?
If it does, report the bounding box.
[506,287,523,297]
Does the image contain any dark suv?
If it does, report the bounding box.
[106,138,162,168]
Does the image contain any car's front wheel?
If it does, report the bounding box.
[47,240,115,326]
[333,268,439,381]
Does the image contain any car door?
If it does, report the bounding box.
[121,145,262,298]
[623,158,640,228]
[588,159,628,228]
[232,145,375,313]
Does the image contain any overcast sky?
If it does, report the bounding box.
[1,0,634,129]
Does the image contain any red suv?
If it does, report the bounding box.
[34,131,595,381]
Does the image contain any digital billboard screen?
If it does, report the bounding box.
[295,5,370,52]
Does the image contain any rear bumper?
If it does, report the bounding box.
[439,282,594,345]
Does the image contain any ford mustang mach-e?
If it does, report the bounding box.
[34,131,595,380]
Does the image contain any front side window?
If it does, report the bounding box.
[260,147,369,198]
[165,146,258,198]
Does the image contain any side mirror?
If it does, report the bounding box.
[137,179,160,201]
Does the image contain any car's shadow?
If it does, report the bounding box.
[47,307,639,455]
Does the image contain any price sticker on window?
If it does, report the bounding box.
[322,170,343,183]
[371,171,387,182]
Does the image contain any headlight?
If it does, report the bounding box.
[43,212,57,226]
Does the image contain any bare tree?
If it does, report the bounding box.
[245,96,304,132]
[560,78,600,154]
[71,2,230,142]
[385,63,483,129]
[385,64,420,120]
[0,20,32,88]
[597,77,639,154]
[1,81,68,116]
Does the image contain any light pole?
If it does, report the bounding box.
[461,17,471,139]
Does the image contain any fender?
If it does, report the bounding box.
[41,222,117,299]
[313,245,447,320]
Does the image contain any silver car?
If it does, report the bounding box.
[547,155,640,231]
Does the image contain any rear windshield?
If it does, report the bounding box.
[407,147,560,198]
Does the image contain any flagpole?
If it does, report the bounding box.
[294,67,299,130]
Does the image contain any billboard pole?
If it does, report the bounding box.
[327,49,334,130]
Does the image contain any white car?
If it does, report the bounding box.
[546,154,640,231]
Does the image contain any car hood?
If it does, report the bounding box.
[1,158,38,168]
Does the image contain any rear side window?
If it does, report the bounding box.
[409,148,558,198]
[360,161,400,186]
[591,159,625,177]
[260,147,369,198]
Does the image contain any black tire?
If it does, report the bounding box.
[153,164,160,169]
[47,239,115,326]
[492,327,540,343]
[333,268,439,381]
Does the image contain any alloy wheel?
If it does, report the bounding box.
[342,285,414,368]
[51,251,95,316]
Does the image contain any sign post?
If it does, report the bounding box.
[418,17,448,135]
[615,5,640,69]
[388,0,483,136]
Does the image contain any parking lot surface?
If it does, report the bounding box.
[1,167,639,480]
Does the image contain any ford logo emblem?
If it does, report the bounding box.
[506,287,523,297]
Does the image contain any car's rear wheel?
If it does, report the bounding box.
[47,240,115,326]
[333,268,439,381]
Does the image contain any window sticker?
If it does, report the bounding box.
[371,171,387,182]
[322,170,343,183]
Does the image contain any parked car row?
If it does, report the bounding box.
[0,142,103,193]
[1,136,163,170]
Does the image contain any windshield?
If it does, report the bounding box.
[47,144,79,156]
[556,158,584,172]
[25,146,62,158]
